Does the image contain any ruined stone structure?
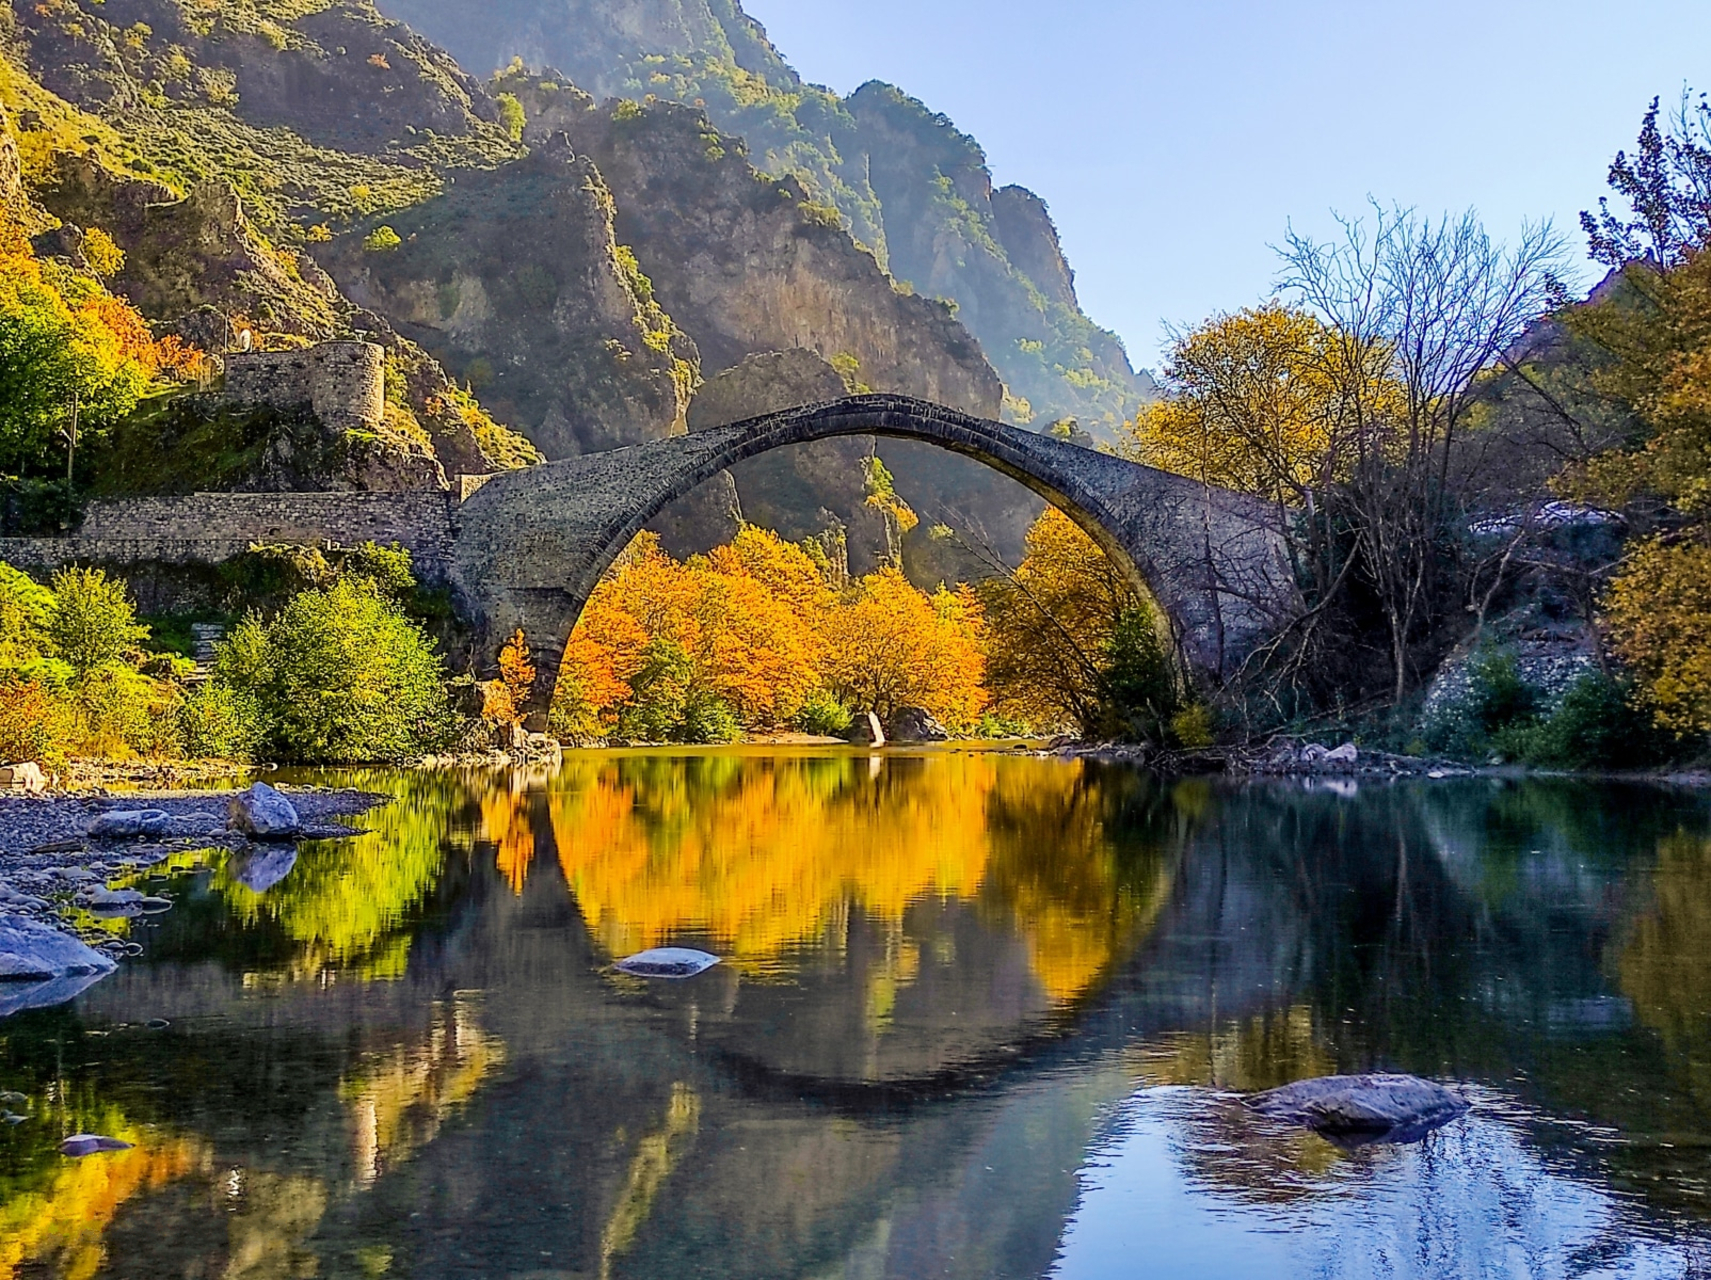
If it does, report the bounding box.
[451,395,1296,719]
[222,341,386,431]
[2,395,1297,720]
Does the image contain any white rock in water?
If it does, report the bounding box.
[60,1133,134,1157]
[0,918,117,1019]
[228,783,300,839]
[1300,743,1330,762]
[846,712,885,747]
[86,809,172,839]
[1326,743,1359,763]
[614,947,721,979]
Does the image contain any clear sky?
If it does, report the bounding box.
[740,0,1711,372]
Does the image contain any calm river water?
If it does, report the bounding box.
[4,752,1711,1278]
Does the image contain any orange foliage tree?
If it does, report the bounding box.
[0,207,204,475]
[553,526,989,742]
[822,567,988,731]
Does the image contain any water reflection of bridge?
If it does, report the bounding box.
[20,771,1711,1279]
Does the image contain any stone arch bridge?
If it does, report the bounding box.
[453,395,1296,719]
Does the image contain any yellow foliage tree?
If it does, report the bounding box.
[979,506,1143,734]
[822,566,987,730]
[1604,539,1711,734]
[1124,302,1353,505]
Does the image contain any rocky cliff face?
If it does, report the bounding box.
[373,0,1153,435]
[847,82,1151,438]
[551,95,1001,416]
[0,7,539,487]
[319,133,695,457]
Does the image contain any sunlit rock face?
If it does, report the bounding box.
[319,139,696,459]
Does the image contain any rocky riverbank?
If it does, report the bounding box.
[0,785,387,972]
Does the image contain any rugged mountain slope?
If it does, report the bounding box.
[0,3,540,483]
[321,133,696,456]
[373,0,1155,436]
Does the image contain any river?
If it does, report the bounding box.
[2,750,1710,1278]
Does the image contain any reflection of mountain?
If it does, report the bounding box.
[9,771,1711,1276]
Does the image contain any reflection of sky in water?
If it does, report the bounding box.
[1057,1088,1705,1279]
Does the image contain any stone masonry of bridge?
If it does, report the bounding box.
[0,394,1297,720]
[452,394,1297,721]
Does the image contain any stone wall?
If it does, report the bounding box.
[223,341,385,431]
[0,490,457,582]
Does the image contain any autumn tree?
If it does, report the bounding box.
[0,211,176,476]
[1561,94,1711,737]
[823,566,987,731]
[979,507,1177,737]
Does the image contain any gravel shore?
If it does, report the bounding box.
[0,786,388,964]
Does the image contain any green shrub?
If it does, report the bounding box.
[213,578,453,763]
[363,225,403,253]
[793,688,852,736]
[615,637,742,744]
[495,91,526,141]
[1495,671,1672,770]
[177,681,264,760]
[46,567,149,676]
[74,663,174,757]
[1424,647,1541,760]
[1098,607,1179,741]
[0,561,54,667]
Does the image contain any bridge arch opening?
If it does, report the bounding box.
[449,395,1289,729]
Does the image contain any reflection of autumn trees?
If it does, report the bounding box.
[0,1095,206,1279]
[1619,831,1711,1104]
[214,770,474,976]
[545,755,1187,1003]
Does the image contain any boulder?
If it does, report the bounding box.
[162,813,223,839]
[1325,743,1359,764]
[0,917,117,1018]
[228,783,300,840]
[613,947,721,979]
[86,809,172,839]
[846,712,886,747]
[888,706,948,744]
[0,763,45,793]
[1248,1073,1468,1146]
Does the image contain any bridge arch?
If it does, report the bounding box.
[449,394,1294,723]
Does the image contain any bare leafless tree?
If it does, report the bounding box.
[1276,203,1570,703]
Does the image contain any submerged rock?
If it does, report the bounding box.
[614,947,721,979]
[86,809,171,839]
[1248,1073,1468,1145]
[228,784,300,840]
[0,918,117,1018]
[889,706,948,744]
[60,1133,134,1157]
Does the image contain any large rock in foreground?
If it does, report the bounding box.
[229,783,301,840]
[1248,1073,1468,1146]
[0,917,117,1019]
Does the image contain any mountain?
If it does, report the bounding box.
[372,0,1157,439]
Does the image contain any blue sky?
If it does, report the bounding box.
[741,0,1711,372]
